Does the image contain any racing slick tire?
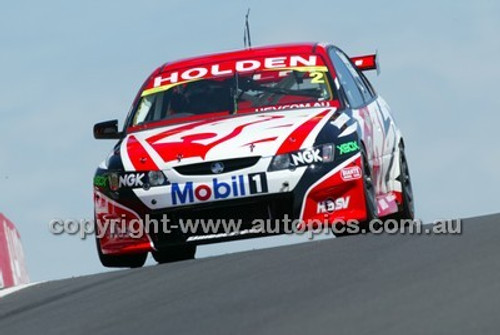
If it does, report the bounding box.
[152,244,196,264]
[95,237,147,268]
[394,144,415,221]
[334,145,377,236]
[360,145,378,226]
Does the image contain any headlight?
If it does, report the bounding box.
[148,171,165,186]
[268,144,335,171]
[270,153,291,171]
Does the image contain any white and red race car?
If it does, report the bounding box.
[93,43,414,267]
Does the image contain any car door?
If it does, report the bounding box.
[328,48,381,188]
[335,50,387,191]
[336,48,400,198]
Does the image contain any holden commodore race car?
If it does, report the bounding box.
[93,42,414,268]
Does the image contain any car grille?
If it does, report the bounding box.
[173,156,260,175]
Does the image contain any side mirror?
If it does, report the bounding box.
[93,120,122,139]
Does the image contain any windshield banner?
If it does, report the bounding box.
[142,54,328,97]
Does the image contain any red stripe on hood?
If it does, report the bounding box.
[276,109,331,155]
[126,135,159,170]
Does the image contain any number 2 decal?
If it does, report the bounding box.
[310,71,325,84]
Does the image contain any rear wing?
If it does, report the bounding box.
[350,53,380,74]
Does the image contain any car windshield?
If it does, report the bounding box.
[130,63,334,127]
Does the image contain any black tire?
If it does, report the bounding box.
[395,144,415,221]
[152,244,196,264]
[95,236,147,268]
[360,146,378,225]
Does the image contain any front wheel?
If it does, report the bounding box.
[152,244,196,264]
[395,145,415,220]
[361,146,378,225]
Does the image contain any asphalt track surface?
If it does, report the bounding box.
[1,214,500,335]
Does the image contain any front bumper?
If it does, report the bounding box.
[94,153,368,254]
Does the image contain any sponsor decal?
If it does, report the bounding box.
[317,197,350,214]
[341,166,362,181]
[337,141,359,155]
[255,101,332,112]
[291,148,323,167]
[119,173,145,188]
[171,173,268,205]
[147,55,320,95]
[93,175,108,188]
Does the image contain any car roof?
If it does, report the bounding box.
[157,42,332,73]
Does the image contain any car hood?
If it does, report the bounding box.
[120,107,336,171]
